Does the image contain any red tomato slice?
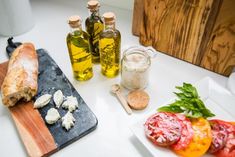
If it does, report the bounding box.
[171,114,194,150]
[210,120,235,157]
[215,146,235,157]
[209,120,229,153]
[144,112,182,147]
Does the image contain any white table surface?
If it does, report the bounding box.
[0,0,229,157]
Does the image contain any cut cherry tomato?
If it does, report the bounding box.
[174,118,212,157]
[209,120,235,157]
[144,112,182,147]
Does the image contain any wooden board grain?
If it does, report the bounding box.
[201,22,235,76]
[0,62,57,157]
[132,0,143,36]
[200,0,235,76]
[132,0,235,76]
[139,0,218,64]
[10,102,57,157]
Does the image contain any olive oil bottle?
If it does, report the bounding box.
[66,15,93,81]
[85,0,103,63]
[99,12,121,77]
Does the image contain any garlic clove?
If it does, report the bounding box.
[53,90,64,108]
[34,94,52,108]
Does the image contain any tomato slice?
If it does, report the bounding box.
[209,120,229,153]
[230,122,235,126]
[173,118,212,157]
[171,114,194,150]
[210,120,235,157]
[144,112,182,147]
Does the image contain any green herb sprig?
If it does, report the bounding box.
[158,83,215,118]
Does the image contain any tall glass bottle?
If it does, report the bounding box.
[66,15,93,81]
[85,0,103,63]
[99,12,121,78]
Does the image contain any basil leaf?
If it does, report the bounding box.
[157,83,215,119]
[158,105,184,113]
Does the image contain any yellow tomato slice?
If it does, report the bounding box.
[174,118,212,157]
[230,122,235,125]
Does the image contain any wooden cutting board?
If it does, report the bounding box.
[0,49,98,157]
[132,0,235,76]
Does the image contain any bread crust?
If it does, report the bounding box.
[1,43,38,107]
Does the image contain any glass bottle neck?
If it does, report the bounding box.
[89,9,100,18]
[70,25,82,35]
[104,23,115,31]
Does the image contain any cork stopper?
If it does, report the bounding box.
[68,15,82,28]
[127,90,149,110]
[87,0,100,10]
[103,12,115,24]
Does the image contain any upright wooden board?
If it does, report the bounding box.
[0,49,98,157]
[138,0,220,64]
[132,0,143,36]
[200,0,235,76]
[132,0,235,76]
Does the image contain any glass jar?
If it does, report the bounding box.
[121,46,156,90]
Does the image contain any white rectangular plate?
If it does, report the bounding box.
[130,77,235,157]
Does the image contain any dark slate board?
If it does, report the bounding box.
[34,49,98,149]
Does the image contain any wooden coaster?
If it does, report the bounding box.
[127,90,149,110]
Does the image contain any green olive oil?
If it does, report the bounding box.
[66,16,93,81]
[85,0,103,63]
[99,12,121,78]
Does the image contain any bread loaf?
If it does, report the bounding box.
[1,43,38,107]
